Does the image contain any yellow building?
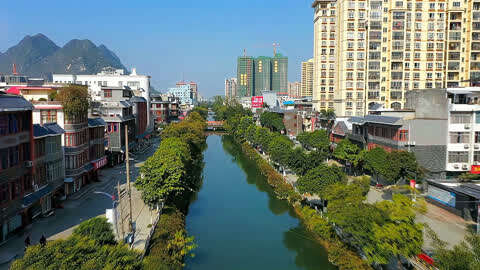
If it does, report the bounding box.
[301,58,314,97]
[312,0,480,117]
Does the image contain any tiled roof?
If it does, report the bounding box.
[130,96,147,103]
[350,115,402,126]
[0,93,34,111]
[88,118,106,127]
[33,123,64,138]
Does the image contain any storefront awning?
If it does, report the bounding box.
[22,185,53,208]
[64,177,74,183]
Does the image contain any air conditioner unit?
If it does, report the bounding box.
[24,161,33,167]
[464,144,470,149]
[465,124,471,129]
[462,164,469,169]
[454,164,460,169]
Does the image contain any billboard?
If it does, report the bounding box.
[427,185,456,207]
[471,165,480,174]
[251,96,264,108]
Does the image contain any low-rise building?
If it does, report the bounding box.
[7,85,93,196]
[0,93,34,242]
[29,123,64,221]
[88,118,107,181]
[130,96,149,140]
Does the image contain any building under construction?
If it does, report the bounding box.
[236,46,288,98]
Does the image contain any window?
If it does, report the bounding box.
[475,131,480,143]
[448,151,468,163]
[451,113,471,124]
[40,110,57,124]
[399,130,409,141]
[450,132,470,143]
[104,90,112,98]
[0,183,7,203]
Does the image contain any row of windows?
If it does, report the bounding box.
[0,112,30,136]
[0,177,30,204]
[65,150,89,170]
[367,126,409,141]
[0,144,30,171]
[40,110,57,124]
[65,129,88,147]
[90,144,105,161]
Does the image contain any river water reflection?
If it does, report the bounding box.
[185,135,336,270]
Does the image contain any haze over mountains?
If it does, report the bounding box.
[0,33,126,78]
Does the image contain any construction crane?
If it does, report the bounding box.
[273,43,280,56]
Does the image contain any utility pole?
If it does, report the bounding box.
[117,180,124,240]
[125,124,133,233]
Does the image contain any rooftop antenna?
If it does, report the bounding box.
[12,63,18,75]
[273,43,280,56]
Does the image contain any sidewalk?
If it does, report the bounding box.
[115,183,159,253]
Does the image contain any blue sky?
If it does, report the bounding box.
[1,0,314,97]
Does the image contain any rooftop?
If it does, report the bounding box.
[88,118,106,127]
[33,123,64,138]
[0,93,34,111]
[350,115,402,126]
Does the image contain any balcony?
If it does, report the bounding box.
[449,42,461,50]
[472,62,480,71]
[473,42,480,51]
[448,62,460,70]
[448,72,459,81]
[449,22,462,30]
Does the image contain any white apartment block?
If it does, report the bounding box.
[312,0,480,117]
[52,67,152,128]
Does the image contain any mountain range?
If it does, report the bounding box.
[0,34,126,78]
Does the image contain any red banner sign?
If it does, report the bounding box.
[251,96,264,108]
[471,165,480,174]
[410,179,416,189]
[93,156,107,170]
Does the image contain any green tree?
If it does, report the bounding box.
[363,147,388,183]
[385,151,419,184]
[297,130,330,152]
[190,106,208,120]
[297,164,347,196]
[254,126,274,151]
[57,85,89,119]
[260,111,285,132]
[286,147,309,175]
[428,228,480,270]
[333,139,360,165]
[73,217,116,245]
[135,137,192,207]
[166,230,197,267]
[268,135,294,167]
[12,225,141,270]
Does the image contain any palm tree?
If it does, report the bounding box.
[319,108,336,133]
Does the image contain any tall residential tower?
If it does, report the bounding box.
[301,58,314,97]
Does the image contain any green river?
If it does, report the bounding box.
[185,135,336,270]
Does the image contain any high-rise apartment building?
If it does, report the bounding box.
[177,81,198,101]
[237,56,254,97]
[254,56,272,94]
[301,58,314,97]
[225,78,237,98]
[312,0,480,117]
[271,53,288,94]
[288,81,301,98]
[236,53,289,97]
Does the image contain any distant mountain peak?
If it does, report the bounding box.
[0,34,125,78]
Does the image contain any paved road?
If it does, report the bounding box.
[0,138,159,270]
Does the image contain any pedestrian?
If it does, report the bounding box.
[24,235,31,251]
[39,234,46,247]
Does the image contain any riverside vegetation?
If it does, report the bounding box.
[212,97,426,269]
[137,111,207,270]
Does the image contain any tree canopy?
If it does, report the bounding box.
[297,164,346,196]
[11,218,142,270]
[72,217,116,245]
[297,130,330,152]
[260,111,285,132]
[57,85,89,118]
